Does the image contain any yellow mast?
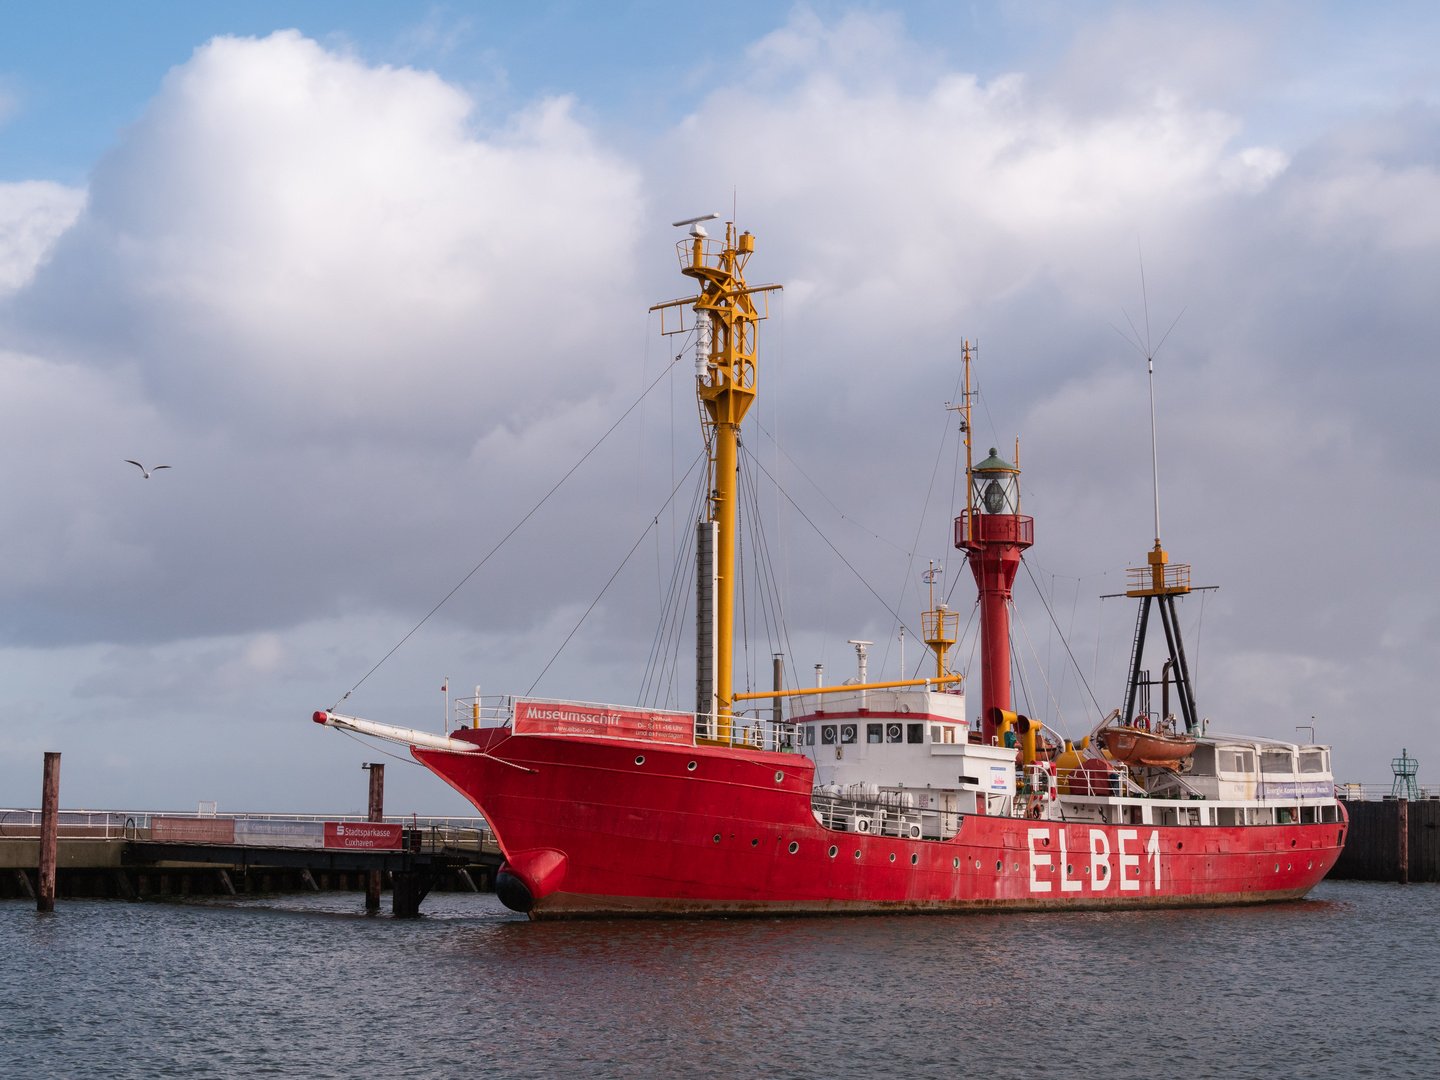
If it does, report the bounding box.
[652,219,781,743]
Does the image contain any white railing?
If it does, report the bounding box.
[811,789,963,840]
[0,809,495,844]
[1335,784,1437,801]
[708,717,800,753]
[1054,764,1146,798]
[451,695,516,729]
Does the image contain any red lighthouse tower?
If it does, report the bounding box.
[952,348,1033,746]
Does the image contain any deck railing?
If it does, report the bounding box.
[0,809,495,845]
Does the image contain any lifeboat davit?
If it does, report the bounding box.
[1099,724,1196,769]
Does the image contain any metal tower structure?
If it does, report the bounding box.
[1391,748,1419,800]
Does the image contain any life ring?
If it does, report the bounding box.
[1133,715,1150,732]
[1026,795,1044,819]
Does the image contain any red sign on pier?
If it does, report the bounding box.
[323,821,403,850]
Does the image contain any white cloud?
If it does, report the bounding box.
[0,181,86,292]
[2,10,1440,805]
[19,31,643,436]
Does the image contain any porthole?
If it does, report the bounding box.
[1291,839,1297,847]
[953,857,960,869]
[1274,864,1280,873]
[635,755,645,765]
[1177,842,1183,850]
[889,853,896,863]
[828,845,838,858]
[974,860,981,869]
[1066,864,1073,875]
[1014,863,1020,872]
[996,860,1002,871]
[687,761,697,772]
[713,834,721,843]
[1042,837,1050,847]
[751,838,759,847]
[910,853,919,866]
[854,849,861,859]
[1287,863,1292,871]
[1308,860,1313,869]
[789,841,800,854]
[774,771,784,783]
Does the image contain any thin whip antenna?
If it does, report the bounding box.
[1140,245,1161,548]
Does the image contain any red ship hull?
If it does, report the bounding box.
[415,728,1346,919]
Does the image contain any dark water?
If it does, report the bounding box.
[2,881,1434,1079]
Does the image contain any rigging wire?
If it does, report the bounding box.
[639,455,709,707]
[1009,620,1036,718]
[741,444,923,645]
[1021,555,1105,721]
[880,404,955,677]
[749,418,911,556]
[329,351,685,712]
[740,444,801,704]
[529,448,705,696]
[1012,601,1072,740]
[335,727,423,768]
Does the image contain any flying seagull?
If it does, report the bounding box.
[125,460,171,479]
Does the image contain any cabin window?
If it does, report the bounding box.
[1299,751,1325,774]
[1216,808,1240,826]
[1186,744,1216,775]
[805,726,815,746]
[1300,806,1316,824]
[886,723,903,743]
[1223,750,1256,773]
[821,725,837,745]
[1261,751,1294,775]
[907,723,924,744]
[841,724,858,744]
[867,723,883,744]
[931,726,942,742]
[942,726,957,744]
[1322,805,1337,823]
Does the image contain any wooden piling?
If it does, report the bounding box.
[37,752,60,913]
[1398,798,1409,884]
[366,763,384,911]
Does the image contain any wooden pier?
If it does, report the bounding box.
[0,812,503,916]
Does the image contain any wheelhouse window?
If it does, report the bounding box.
[821,725,837,745]
[1299,751,1326,774]
[805,725,815,746]
[1219,748,1253,774]
[1261,750,1294,775]
[886,723,903,743]
[841,724,858,744]
[906,723,924,744]
[867,723,883,743]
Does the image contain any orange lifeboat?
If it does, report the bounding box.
[1099,724,1196,768]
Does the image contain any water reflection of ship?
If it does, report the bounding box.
[314,216,1346,917]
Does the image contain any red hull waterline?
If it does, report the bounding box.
[414,728,1346,920]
